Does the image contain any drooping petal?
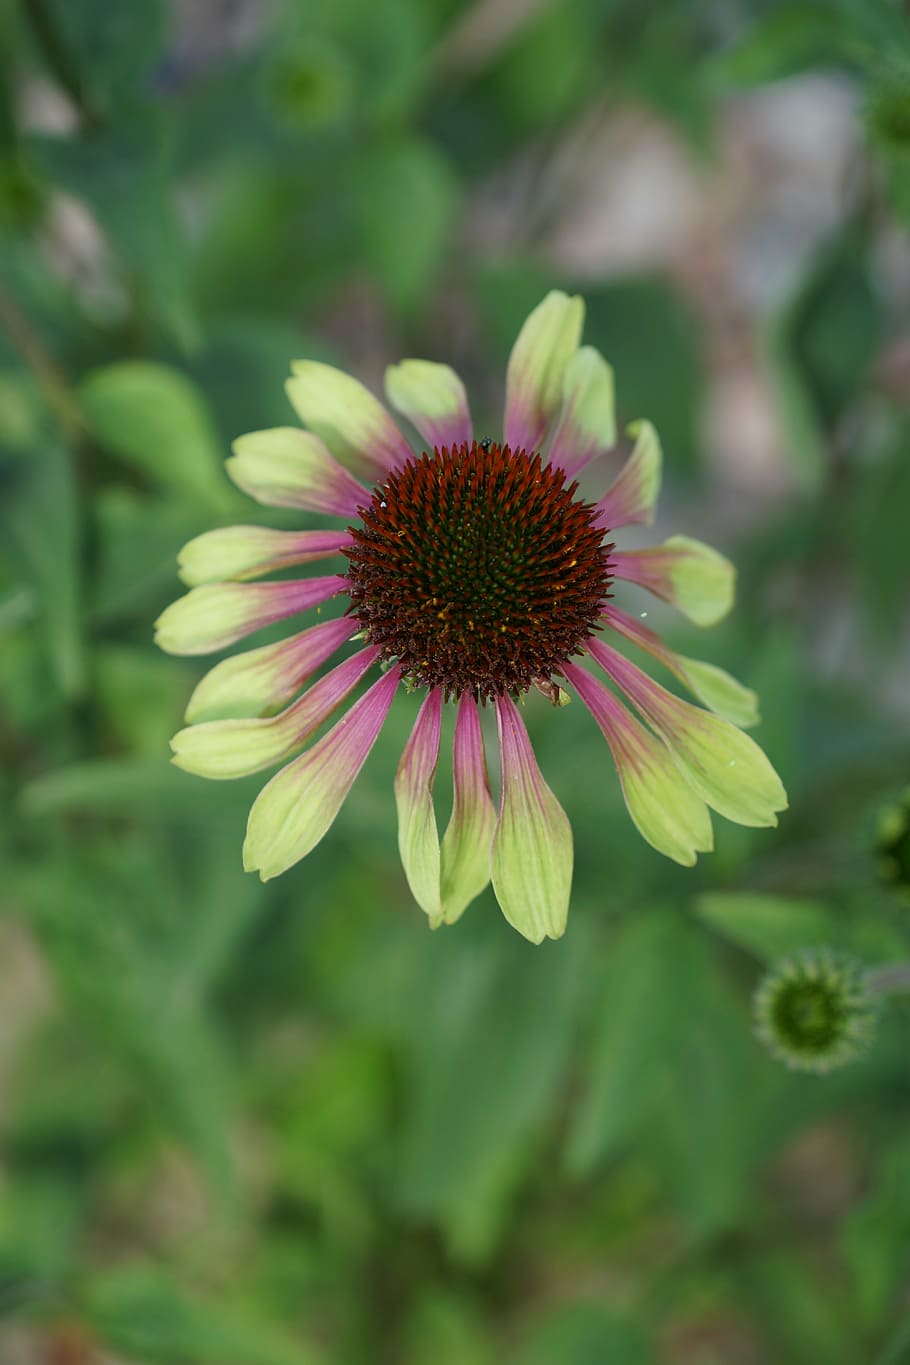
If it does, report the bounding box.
[589,639,787,828]
[504,291,585,453]
[593,420,662,529]
[491,695,572,944]
[171,646,379,779]
[439,693,496,924]
[562,661,713,866]
[385,360,472,453]
[243,665,402,881]
[178,527,351,586]
[286,361,412,480]
[602,604,759,728]
[155,576,345,656]
[547,346,616,476]
[227,428,367,518]
[185,616,355,723]
[394,689,443,923]
[611,534,735,626]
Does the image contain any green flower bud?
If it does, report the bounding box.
[753,949,877,1075]
[875,787,910,906]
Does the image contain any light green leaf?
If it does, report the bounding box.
[81,362,229,508]
[694,892,837,962]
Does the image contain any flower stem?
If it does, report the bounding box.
[0,282,83,440]
[865,961,910,996]
[21,0,101,129]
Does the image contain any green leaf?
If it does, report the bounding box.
[85,1265,321,1365]
[90,487,204,624]
[0,441,85,697]
[354,137,459,315]
[30,110,198,348]
[81,362,230,508]
[514,1303,655,1365]
[565,911,701,1177]
[19,757,250,822]
[34,0,168,116]
[853,423,910,641]
[396,920,586,1263]
[765,229,884,492]
[654,962,770,1237]
[694,892,837,962]
[94,644,189,756]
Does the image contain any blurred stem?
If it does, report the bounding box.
[865,962,910,996]
[0,281,83,440]
[20,0,101,129]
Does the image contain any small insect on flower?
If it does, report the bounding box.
[155,292,787,943]
[754,949,877,1074]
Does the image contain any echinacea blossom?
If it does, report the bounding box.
[155,292,786,943]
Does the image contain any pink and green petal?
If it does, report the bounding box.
[547,346,616,476]
[243,666,402,881]
[394,689,444,924]
[611,534,735,626]
[602,604,759,728]
[227,428,367,518]
[562,662,713,865]
[439,693,497,924]
[594,420,662,529]
[385,360,472,453]
[185,616,355,724]
[504,290,585,453]
[286,361,412,480]
[155,576,345,656]
[491,696,572,943]
[171,646,379,779]
[590,640,787,828]
[178,526,351,587]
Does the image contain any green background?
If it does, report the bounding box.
[2,0,910,1360]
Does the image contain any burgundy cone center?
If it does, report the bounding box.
[345,441,612,700]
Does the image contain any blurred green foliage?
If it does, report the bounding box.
[2,0,910,1361]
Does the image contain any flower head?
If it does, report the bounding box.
[156,292,787,942]
[753,949,877,1074]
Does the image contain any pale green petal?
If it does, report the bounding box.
[227,427,366,516]
[384,360,472,452]
[548,346,615,474]
[439,693,496,924]
[178,526,347,586]
[504,291,585,452]
[601,605,759,728]
[659,707,788,827]
[614,534,735,627]
[595,420,662,528]
[491,696,572,943]
[664,535,735,626]
[172,713,296,779]
[286,361,410,478]
[171,647,377,779]
[243,667,401,881]
[185,618,353,723]
[588,640,786,830]
[675,655,760,728]
[617,734,715,865]
[562,660,713,866]
[154,577,341,656]
[394,690,443,923]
